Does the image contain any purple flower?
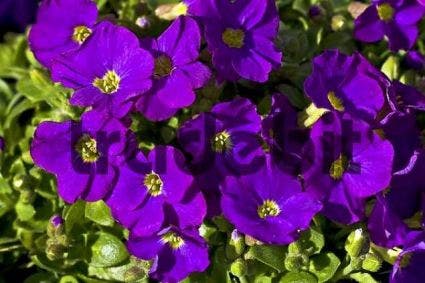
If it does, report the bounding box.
[106,146,205,237]
[386,81,425,114]
[127,226,209,283]
[404,51,425,70]
[186,0,282,82]
[136,16,211,121]
[31,110,134,203]
[51,21,154,118]
[221,156,322,245]
[304,49,389,122]
[29,0,98,68]
[368,194,410,248]
[262,94,308,174]
[302,111,394,224]
[0,137,4,152]
[354,0,425,51]
[391,231,425,283]
[178,97,265,216]
[380,113,420,172]
[389,150,425,219]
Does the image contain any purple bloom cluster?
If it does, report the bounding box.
[354,0,425,51]
[28,0,425,282]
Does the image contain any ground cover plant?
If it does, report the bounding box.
[0,0,424,282]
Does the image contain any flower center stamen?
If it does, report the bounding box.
[154,55,173,78]
[143,172,163,196]
[161,232,185,249]
[75,134,100,163]
[257,200,281,219]
[72,25,92,44]
[222,28,245,48]
[329,154,349,180]
[93,70,120,94]
[327,91,345,112]
[377,3,394,22]
[211,131,232,153]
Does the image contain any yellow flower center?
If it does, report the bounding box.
[75,134,100,163]
[72,25,92,44]
[161,232,185,249]
[222,28,245,48]
[93,70,120,94]
[211,131,232,153]
[143,172,163,196]
[257,200,281,219]
[377,3,394,22]
[327,91,345,112]
[329,154,349,180]
[154,55,173,78]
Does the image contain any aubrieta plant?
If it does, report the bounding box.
[0,0,424,282]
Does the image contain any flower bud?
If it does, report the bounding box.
[136,16,150,29]
[230,259,248,277]
[47,214,64,238]
[331,15,346,31]
[0,137,4,152]
[46,238,67,261]
[308,5,323,20]
[345,228,369,258]
[362,252,382,272]
[226,230,246,259]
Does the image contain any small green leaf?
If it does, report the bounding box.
[246,245,287,272]
[292,226,325,256]
[279,271,317,283]
[15,201,36,221]
[24,272,55,283]
[85,200,114,227]
[59,275,79,283]
[309,252,341,283]
[90,232,129,267]
[64,200,86,234]
[349,272,378,283]
[254,275,273,283]
[381,56,399,80]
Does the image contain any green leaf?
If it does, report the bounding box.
[348,272,378,283]
[253,275,273,283]
[64,200,86,234]
[246,245,287,272]
[381,56,399,80]
[308,252,341,282]
[59,275,79,283]
[24,272,55,283]
[293,226,325,256]
[16,69,69,108]
[88,261,149,282]
[85,200,114,227]
[279,271,317,283]
[278,84,309,110]
[90,232,129,267]
[15,201,36,221]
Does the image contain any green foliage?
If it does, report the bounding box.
[1,0,423,281]
[308,252,341,282]
[85,200,114,227]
